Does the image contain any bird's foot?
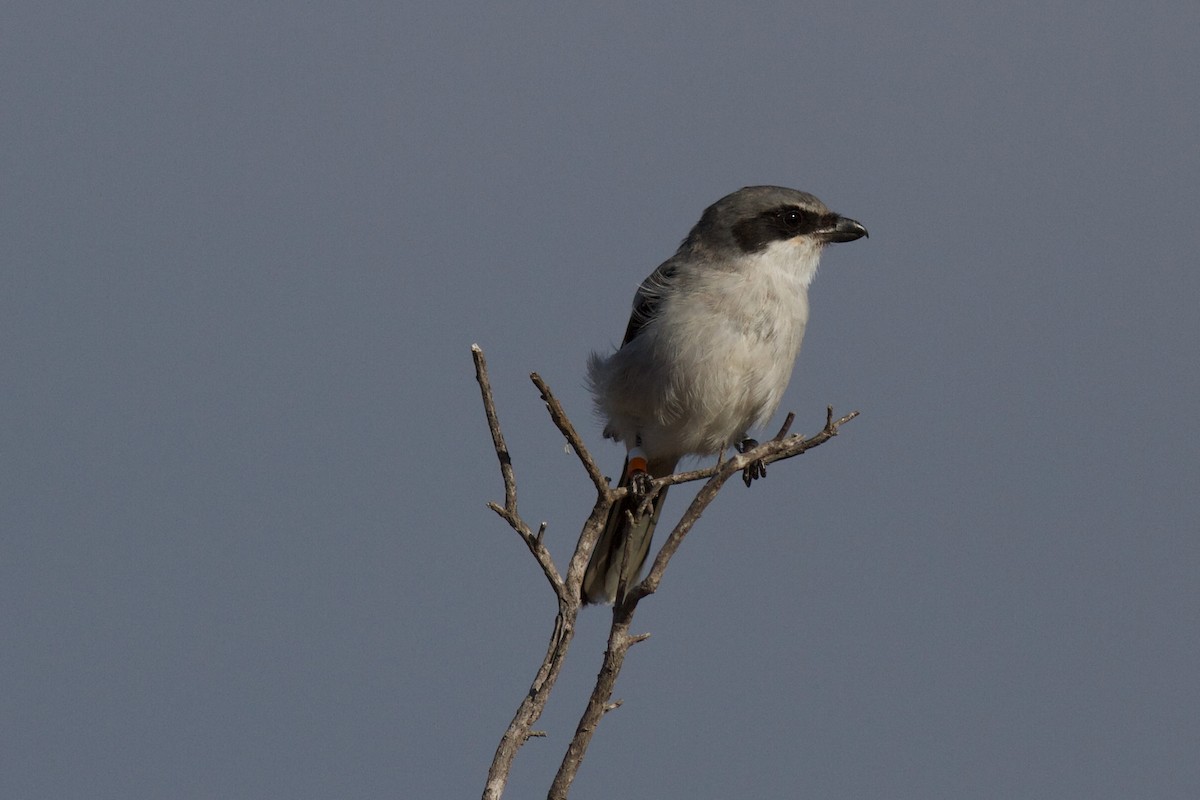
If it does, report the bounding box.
[736,437,766,487]
[627,465,653,503]
[621,447,651,499]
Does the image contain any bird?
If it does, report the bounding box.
[581,185,868,605]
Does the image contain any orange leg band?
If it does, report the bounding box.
[627,447,648,476]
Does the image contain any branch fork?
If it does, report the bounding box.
[472,344,858,799]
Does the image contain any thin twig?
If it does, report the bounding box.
[655,409,858,490]
[526,372,618,596]
[774,411,796,440]
[472,344,516,512]
[531,372,609,496]
[473,345,564,592]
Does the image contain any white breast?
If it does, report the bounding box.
[591,238,824,462]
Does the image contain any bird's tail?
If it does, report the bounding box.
[581,456,676,605]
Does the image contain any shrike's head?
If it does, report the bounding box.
[684,185,868,259]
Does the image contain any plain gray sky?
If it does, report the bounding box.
[4,2,1198,798]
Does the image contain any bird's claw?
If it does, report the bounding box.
[737,438,766,487]
[628,468,653,503]
[742,459,766,487]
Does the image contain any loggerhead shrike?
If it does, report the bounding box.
[582,185,868,605]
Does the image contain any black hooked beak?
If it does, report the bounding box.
[820,215,868,244]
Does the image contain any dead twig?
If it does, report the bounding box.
[472,345,562,592]
[473,344,859,799]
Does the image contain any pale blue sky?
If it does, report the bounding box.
[4,3,1198,798]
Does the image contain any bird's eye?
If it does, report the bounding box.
[783,209,805,228]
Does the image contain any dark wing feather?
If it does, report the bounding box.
[620,262,676,345]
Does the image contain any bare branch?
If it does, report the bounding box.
[530,372,610,496]
[483,605,578,800]
[632,465,740,601]
[474,344,861,799]
[476,348,630,800]
[560,503,616,617]
[472,344,517,513]
[549,606,638,798]
[526,371,618,597]
[632,409,858,601]
[486,501,562,590]
[656,409,859,490]
[774,411,796,440]
[474,346,564,594]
